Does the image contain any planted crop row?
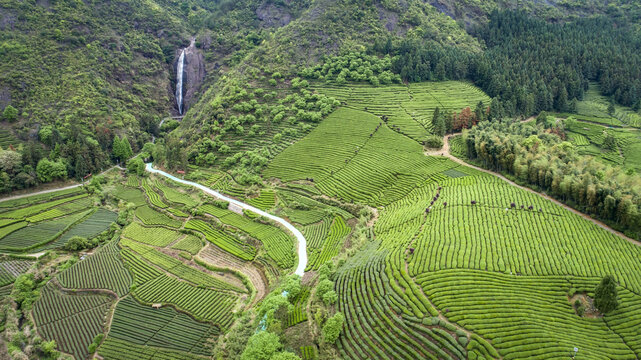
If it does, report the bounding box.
[0,186,84,210]
[109,296,219,355]
[154,179,198,207]
[122,222,182,247]
[44,208,118,250]
[98,337,208,360]
[120,237,239,291]
[142,179,168,208]
[112,185,147,206]
[32,283,113,360]
[0,194,88,220]
[306,216,350,270]
[0,211,89,251]
[267,108,458,206]
[135,205,182,228]
[58,240,132,296]
[0,260,33,286]
[133,275,237,327]
[200,205,294,268]
[245,190,276,210]
[171,235,204,255]
[287,287,310,327]
[25,196,93,223]
[335,252,465,360]
[418,269,635,359]
[185,219,256,261]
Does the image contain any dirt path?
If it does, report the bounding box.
[427,133,641,248]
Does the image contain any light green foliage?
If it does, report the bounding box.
[171,235,203,255]
[122,222,181,247]
[306,216,350,270]
[36,158,67,182]
[240,331,282,360]
[2,105,18,122]
[134,205,182,228]
[322,312,344,343]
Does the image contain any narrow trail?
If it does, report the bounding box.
[145,163,308,276]
[428,133,641,248]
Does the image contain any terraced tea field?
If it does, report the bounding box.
[312,81,489,142]
[266,101,641,359]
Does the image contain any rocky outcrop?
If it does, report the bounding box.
[177,38,205,114]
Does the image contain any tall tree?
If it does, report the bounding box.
[594,275,619,314]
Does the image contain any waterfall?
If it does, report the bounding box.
[175,49,185,115]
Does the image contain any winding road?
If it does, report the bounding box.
[145,163,308,276]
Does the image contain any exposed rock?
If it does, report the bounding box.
[256,2,292,28]
[176,38,205,114]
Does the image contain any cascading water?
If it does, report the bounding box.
[175,49,185,115]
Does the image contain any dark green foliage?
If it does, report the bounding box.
[594,275,619,314]
[63,236,93,252]
[379,10,641,117]
[126,157,146,176]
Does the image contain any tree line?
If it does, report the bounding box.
[461,119,641,239]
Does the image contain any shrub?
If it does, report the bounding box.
[424,135,444,149]
[322,312,344,343]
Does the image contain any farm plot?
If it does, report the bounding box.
[312,81,489,142]
[0,187,84,210]
[32,283,114,360]
[287,287,310,327]
[265,107,457,206]
[40,208,117,250]
[335,247,468,360]
[112,185,147,206]
[98,337,208,360]
[245,190,276,211]
[185,219,257,261]
[135,205,182,228]
[0,210,89,251]
[120,237,242,292]
[142,178,168,208]
[120,246,241,328]
[305,216,350,271]
[199,205,294,268]
[171,234,204,255]
[277,189,352,226]
[0,260,33,286]
[418,270,638,359]
[109,296,220,356]
[25,195,93,223]
[122,222,182,247]
[0,193,89,220]
[57,240,132,296]
[153,179,199,207]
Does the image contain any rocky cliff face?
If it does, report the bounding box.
[178,38,205,114]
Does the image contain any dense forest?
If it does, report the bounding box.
[376,11,641,118]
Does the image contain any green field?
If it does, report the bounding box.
[265,107,454,206]
[312,81,490,142]
[263,98,641,359]
[57,240,132,296]
[32,283,114,360]
[109,296,220,355]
